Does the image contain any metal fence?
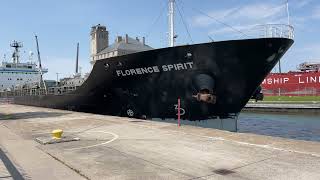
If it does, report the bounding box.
[262,87,320,96]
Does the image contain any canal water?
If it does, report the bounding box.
[153,112,320,142]
[238,112,320,142]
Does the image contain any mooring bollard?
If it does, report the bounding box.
[52,129,63,139]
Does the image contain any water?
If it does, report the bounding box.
[152,112,320,142]
[238,112,320,142]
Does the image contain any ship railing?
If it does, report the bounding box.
[244,24,294,40]
[0,85,80,97]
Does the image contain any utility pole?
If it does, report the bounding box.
[286,0,290,25]
[278,61,282,73]
[75,43,79,74]
[56,73,60,86]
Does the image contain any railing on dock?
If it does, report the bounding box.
[0,97,14,104]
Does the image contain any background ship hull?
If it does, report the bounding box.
[262,72,320,96]
[14,38,293,120]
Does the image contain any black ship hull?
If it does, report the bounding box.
[13,38,293,120]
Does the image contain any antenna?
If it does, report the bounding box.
[35,35,47,94]
[278,60,282,73]
[10,41,23,64]
[3,54,6,62]
[75,43,79,74]
[168,0,175,47]
[29,51,34,62]
[56,73,60,86]
[286,0,290,25]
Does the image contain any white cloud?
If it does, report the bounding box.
[192,3,287,28]
[293,0,313,8]
[191,2,291,40]
[208,24,256,36]
[312,6,320,19]
[192,8,238,27]
[296,44,320,58]
[281,43,320,72]
[232,3,285,21]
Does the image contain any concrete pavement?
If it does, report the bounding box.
[0,104,320,180]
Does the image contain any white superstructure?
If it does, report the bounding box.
[0,41,47,92]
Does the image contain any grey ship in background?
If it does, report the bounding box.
[2,0,294,120]
[0,41,48,92]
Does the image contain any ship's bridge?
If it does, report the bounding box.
[0,62,48,73]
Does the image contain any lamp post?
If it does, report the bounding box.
[56,73,60,86]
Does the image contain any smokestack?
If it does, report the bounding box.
[125,34,129,43]
[142,37,145,45]
[76,43,79,74]
[116,36,122,43]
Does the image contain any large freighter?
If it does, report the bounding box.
[2,1,294,120]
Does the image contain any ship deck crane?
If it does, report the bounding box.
[35,35,47,94]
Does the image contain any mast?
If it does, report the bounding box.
[10,41,23,64]
[35,35,47,94]
[278,0,290,73]
[286,0,290,25]
[75,42,79,74]
[168,0,175,47]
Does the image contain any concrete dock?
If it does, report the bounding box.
[245,103,320,113]
[0,104,320,180]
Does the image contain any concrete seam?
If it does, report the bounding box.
[0,127,30,180]
[0,148,25,180]
[105,146,196,179]
[40,149,90,180]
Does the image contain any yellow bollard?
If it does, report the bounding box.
[52,129,63,139]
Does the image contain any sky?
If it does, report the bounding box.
[0,0,319,80]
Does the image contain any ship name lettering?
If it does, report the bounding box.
[116,62,194,77]
[298,76,320,84]
[116,66,160,77]
[263,77,290,85]
[298,77,304,84]
[162,62,193,72]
